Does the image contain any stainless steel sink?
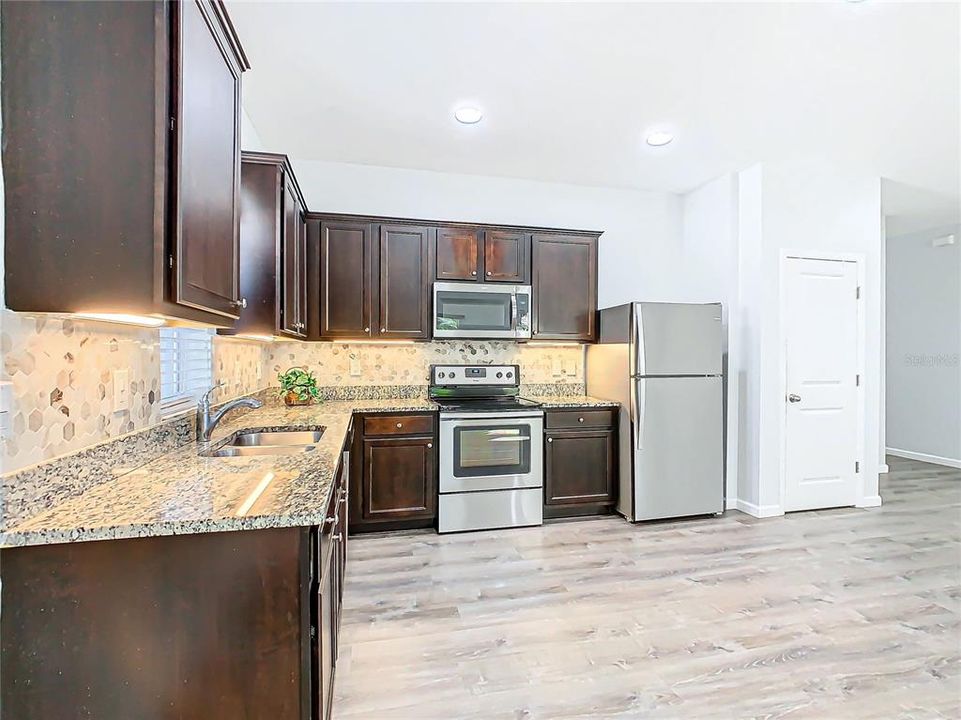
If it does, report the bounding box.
[201,428,325,458]
[231,430,324,447]
[206,445,318,458]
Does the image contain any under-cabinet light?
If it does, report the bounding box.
[228,334,276,343]
[71,312,166,328]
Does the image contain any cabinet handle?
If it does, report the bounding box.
[427,442,432,449]
[547,438,553,443]
[332,533,342,542]
[325,515,338,526]
[231,298,247,309]
[396,422,403,428]
[578,417,585,423]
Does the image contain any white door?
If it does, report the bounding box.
[784,257,860,512]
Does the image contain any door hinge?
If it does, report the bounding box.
[168,254,174,269]
[169,116,176,132]
[855,461,860,474]
[856,286,861,300]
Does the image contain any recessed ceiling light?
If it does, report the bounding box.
[454,106,483,125]
[645,131,674,147]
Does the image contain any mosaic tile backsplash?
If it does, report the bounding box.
[1,317,582,476]
[266,341,584,388]
[0,311,268,474]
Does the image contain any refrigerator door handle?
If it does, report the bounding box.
[635,378,646,451]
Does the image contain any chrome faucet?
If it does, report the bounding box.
[196,382,263,442]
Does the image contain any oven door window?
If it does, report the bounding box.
[436,290,513,333]
[453,424,531,477]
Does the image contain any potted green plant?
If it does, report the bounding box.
[277,367,322,407]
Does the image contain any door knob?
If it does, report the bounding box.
[788,393,802,403]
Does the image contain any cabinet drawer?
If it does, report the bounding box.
[545,408,615,430]
[363,413,435,436]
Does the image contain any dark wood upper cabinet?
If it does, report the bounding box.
[532,233,598,341]
[308,213,599,341]
[435,227,479,280]
[280,176,308,338]
[483,230,531,283]
[319,220,374,338]
[170,0,244,319]
[223,152,306,339]
[377,225,434,339]
[1,0,249,325]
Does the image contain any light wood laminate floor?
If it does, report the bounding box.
[334,457,960,719]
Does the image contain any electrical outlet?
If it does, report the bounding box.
[552,356,563,377]
[112,369,129,412]
[0,382,11,441]
[349,354,362,377]
[564,358,577,377]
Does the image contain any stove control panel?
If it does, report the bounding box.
[430,364,519,387]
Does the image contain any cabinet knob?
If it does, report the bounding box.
[486,271,492,276]
[332,533,342,542]
[231,298,247,309]
[325,515,338,526]
[547,438,553,443]
[396,422,403,428]
[381,328,386,333]
[471,270,477,276]
[427,442,433,449]
[364,327,370,333]
[578,417,585,423]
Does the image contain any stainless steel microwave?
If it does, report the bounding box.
[433,282,532,339]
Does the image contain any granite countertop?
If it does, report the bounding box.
[528,395,620,409]
[1,397,437,548]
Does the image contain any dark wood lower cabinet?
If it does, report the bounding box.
[351,412,438,533]
[1,459,350,720]
[544,409,618,519]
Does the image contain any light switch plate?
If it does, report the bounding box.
[349,355,362,377]
[112,369,129,412]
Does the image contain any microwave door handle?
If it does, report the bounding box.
[510,294,518,335]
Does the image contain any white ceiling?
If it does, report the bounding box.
[230,1,960,206]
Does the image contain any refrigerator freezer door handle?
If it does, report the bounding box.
[635,378,646,451]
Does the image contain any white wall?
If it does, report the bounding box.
[241,107,267,152]
[885,224,961,465]
[287,159,683,309]
[736,161,884,514]
[681,174,740,502]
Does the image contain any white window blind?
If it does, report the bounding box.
[160,328,213,417]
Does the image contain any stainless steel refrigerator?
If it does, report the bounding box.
[586,302,724,521]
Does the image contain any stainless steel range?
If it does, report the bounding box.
[431,364,544,533]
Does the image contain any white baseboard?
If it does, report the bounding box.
[731,498,783,518]
[725,498,738,510]
[887,448,961,470]
[857,495,883,508]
